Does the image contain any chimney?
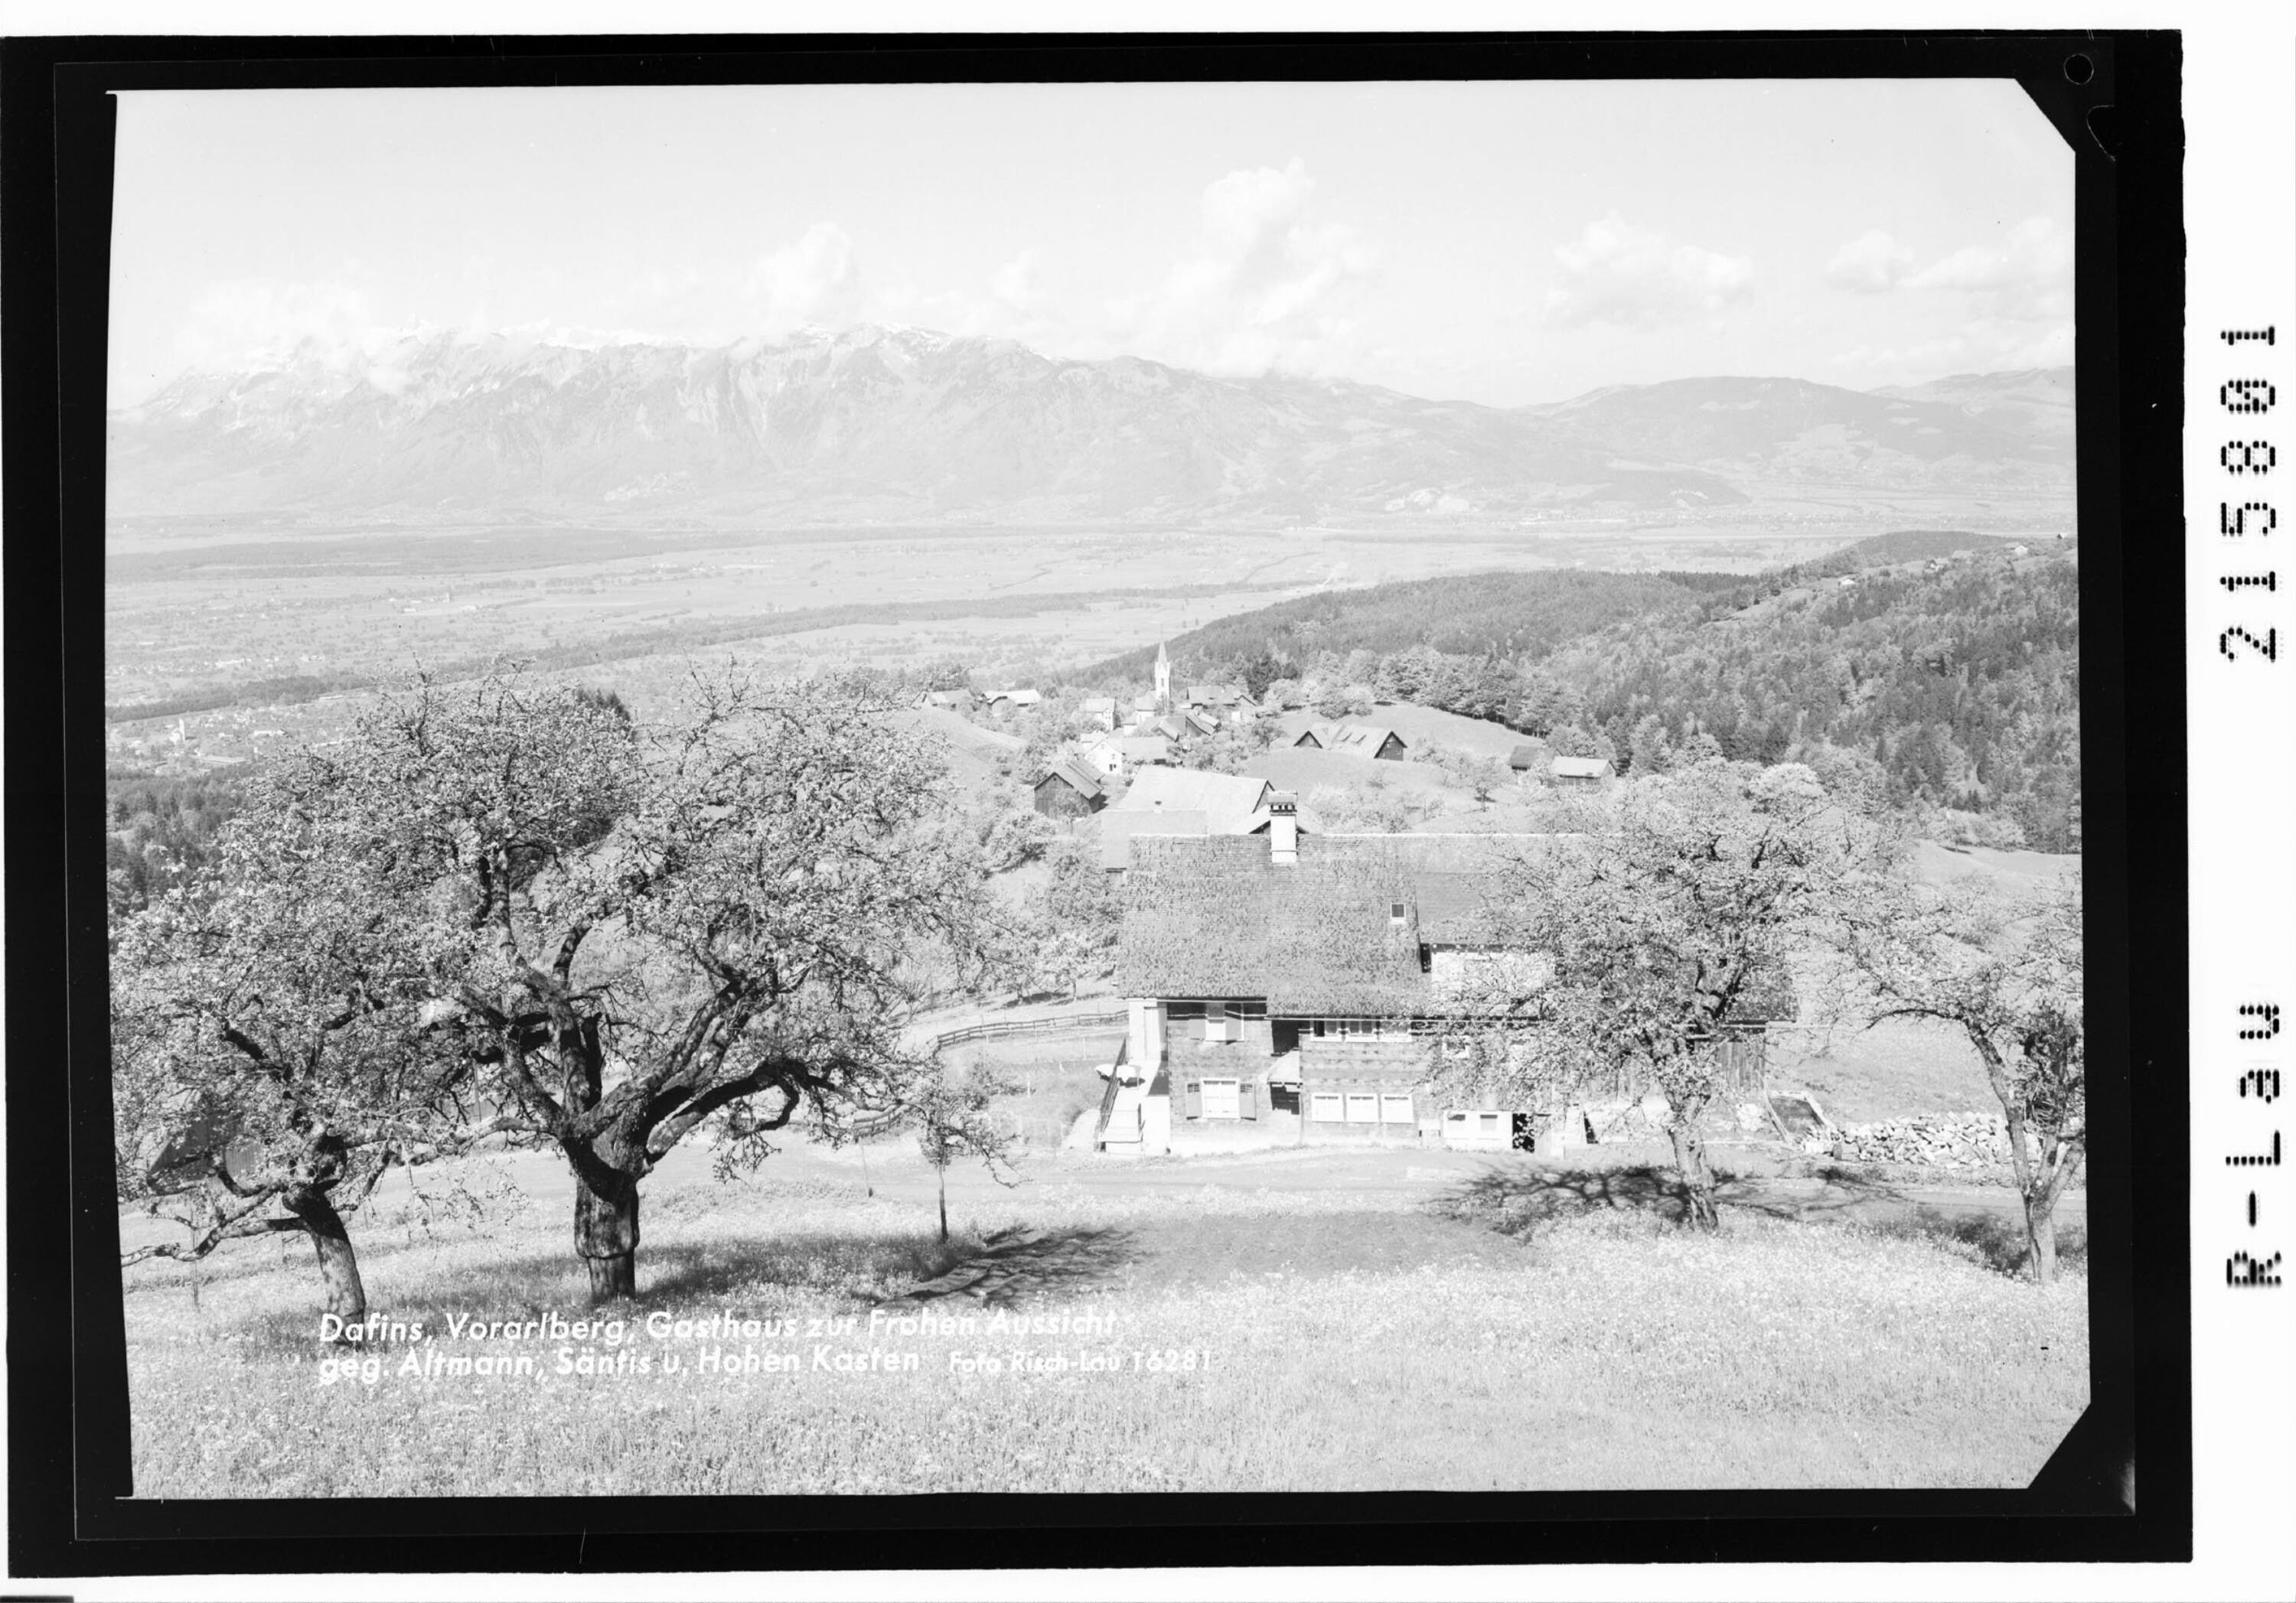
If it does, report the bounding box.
[1269,790,1299,866]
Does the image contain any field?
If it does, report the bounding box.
[119,1133,2088,1498]
[104,518,1875,764]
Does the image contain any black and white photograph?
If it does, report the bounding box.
[96,70,2101,1505]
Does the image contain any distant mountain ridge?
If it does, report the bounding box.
[107,324,2074,527]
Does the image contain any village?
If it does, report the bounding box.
[895,639,1849,1174]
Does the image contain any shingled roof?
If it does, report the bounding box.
[1116,832,1551,1014]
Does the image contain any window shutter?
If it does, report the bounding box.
[1183,1080,1202,1119]
[1240,1080,1258,1119]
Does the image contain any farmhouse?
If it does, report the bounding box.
[1184,683,1249,712]
[1094,767,1295,871]
[1293,722,1409,760]
[1507,743,1545,773]
[1080,733,1173,777]
[1098,822,1570,1156]
[1080,696,1118,731]
[918,688,977,712]
[983,688,1041,715]
[1032,759,1107,820]
[1550,755,1614,786]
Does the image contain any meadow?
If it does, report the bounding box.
[119,1139,2089,1499]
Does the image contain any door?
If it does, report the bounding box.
[1345,1093,1379,1124]
[1309,1092,1343,1122]
[1200,1078,1240,1119]
[1380,1093,1416,1126]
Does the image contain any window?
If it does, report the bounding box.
[1389,901,1407,926]
[1204,1001,1236,1043]
[1344,1093,1379,1124]
[1309,1092,1344,1122]
[1380,1093,1416,1125]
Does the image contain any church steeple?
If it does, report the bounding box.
[1153,640,1172,705]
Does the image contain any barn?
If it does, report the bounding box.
[1032,759,1107,819]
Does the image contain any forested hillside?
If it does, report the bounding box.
[1082,569,1740,683]
[1101,546,2081,849]
[1544,557,2081,848]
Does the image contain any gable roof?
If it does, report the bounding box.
[1110,767,1274,836]
[1037,760,1104,799]
[1551,755,1614,780]
[1508,743,1544,770]
[1097,807,1213,870]
[1323,723,1406,756]
[1116,831,1551,1013]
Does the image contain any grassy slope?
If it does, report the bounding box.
[122,1145,2086,1497]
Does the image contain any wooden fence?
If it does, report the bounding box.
[927,1006,1128,1053]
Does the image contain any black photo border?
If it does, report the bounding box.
[4,28,2188,1579]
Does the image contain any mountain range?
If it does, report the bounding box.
[106,325,2074,527]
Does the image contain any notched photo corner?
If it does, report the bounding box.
[95,73,2095,1502]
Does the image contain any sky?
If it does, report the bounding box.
[107,80,2073,409]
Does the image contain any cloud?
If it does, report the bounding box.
[1112,158,1379,377]
[1825,229,1917,293]
[741,221,865,335]
[1900,215,2072,321]
[171,278,384,373]
[1827,216,2073,323]
[989,249,1045,314]
[1544,215,1753,329]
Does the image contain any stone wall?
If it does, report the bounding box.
[1829,1113,2043,1168]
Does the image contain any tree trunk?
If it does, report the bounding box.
[1667,1119,1720,1232]
[2024,1195,2059,1288]
[571,1151,641,1305]
[282,1187,367,1333]
[938,1167,950,1244]
[2000,1104,2051,1285]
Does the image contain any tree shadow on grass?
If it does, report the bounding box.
[1439,1162,2087,1281]
[874,1223,1135,1310]
[1866,1206,2090,1281]
[1438,1163,1698,1234]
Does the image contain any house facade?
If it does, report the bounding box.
[1550,755,1615,786]
[1099,822,1584,1155]
[1081,733,1173,777]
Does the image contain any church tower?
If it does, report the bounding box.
[1153,640,1172,705]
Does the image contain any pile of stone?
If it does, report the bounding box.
[1830,1112,2039,1168]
